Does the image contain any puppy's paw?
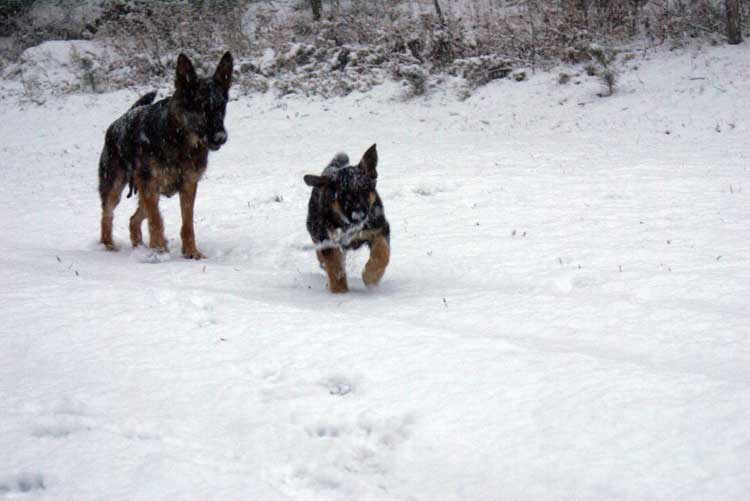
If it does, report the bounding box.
[329,284,349,294]
[362,267,385,287]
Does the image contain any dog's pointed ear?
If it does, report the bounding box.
[213,51,233,94]
[304,174,330,188]
[358,144,378,179]
[175,53,197,95]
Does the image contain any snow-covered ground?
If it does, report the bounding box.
[1,44,749,499]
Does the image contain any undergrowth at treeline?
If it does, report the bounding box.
[1,0,746,98]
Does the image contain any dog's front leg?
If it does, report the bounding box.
[318,247,348,293]
[179,180,205,260]
[140,186,168,252]
[362,234,390,287]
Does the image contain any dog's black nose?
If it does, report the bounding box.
[213,131,227,146]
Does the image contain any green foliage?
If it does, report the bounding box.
[589,44,618,97]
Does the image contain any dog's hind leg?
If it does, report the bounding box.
[129,202,146,247]
[138,184,168,252]
[99,172,126,251]
[319,247,348,293]
[179,179,205,259]
[362,234,390,287]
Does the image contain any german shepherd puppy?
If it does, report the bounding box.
[304,144,390,293]
[98,51,233,259]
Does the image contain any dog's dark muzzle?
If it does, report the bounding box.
[208,130,227,151]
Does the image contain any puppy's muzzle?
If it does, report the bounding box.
[208,130,227,150]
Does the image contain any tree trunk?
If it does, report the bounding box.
[433,0,446,27]
[525,0,540,73]
[311,0,322,22]
[726,0,743,44]
[577,0,588,26]
[563,0,588,27]
[629,0,642,36]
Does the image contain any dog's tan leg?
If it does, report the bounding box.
[139,185,167,252]
[319,247,348,293]
[315,250,326,269]
[179,179,205,259]
[129,203,146,247]
[362,235,390,287]
[100,175,126,251]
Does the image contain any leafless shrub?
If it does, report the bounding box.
[394,62,428,96]
[93,0,252,86]
[3,0,747,100]
[70,47,100,93]
[449,54,513,88]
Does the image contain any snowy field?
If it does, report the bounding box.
[1,44,749,499]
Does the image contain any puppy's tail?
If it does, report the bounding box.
[129,91,157,110]
[328,152,349,168]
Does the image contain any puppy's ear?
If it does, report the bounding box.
[358,144,378,179]
[304,175,330,187]
[175,53,197,96]
[213,51,233,94]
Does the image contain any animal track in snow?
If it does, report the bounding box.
[412,184,446,197]
[30,416,91,438]
[308,423,343,438]
[27,397,94,438]
[289,411,416,495]
[320,374,356,396]
[187,294,218,327]
[0,473,46,494]
[258,366,309,403]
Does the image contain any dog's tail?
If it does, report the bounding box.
[123,92,156,198]
[129,91,157,110]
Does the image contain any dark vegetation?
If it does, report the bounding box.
[1,0,746,98]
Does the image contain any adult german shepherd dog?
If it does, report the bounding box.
[98,51,233,259]
[304,145,390,293]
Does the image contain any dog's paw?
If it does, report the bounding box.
[362,268,384,287]
[148,236,169,252]
[329,283,349,294]
[182,248,206,260]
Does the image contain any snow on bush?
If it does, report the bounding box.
[1,0,745,101]
[394,63,429,96]
[16,40,115,102]
[449,55,514,88]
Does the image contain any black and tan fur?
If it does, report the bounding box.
[304,144,390,293]
[98,51,233,259]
